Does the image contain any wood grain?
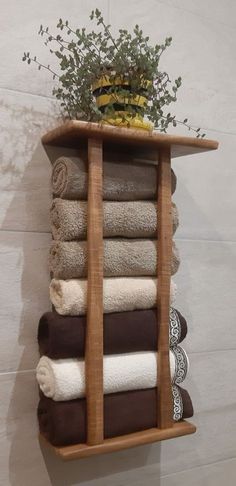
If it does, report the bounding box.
[42,120,218,158]
[157,146,173,429]
[85,138,104,446]
[40,421,196,460]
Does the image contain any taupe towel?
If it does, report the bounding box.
[51,199,179,241]
[50,277,177,315]
[49,239,180,279]
[51,156,177,200]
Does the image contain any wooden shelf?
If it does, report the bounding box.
[40,121,217,460]
[39,420,196,460]
[42,120,218,158]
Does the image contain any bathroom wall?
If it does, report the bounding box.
[0,0,236,484]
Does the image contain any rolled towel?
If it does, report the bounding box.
[49,239,180,279]
[50,199,179,241]
[38,386,193,446]
[36,347,189,401]
[51,156,177,200]
[38,307,187,359]
[50,277,177,315]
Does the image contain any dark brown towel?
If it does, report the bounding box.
[38,308,187,359]
[38,386,193,447]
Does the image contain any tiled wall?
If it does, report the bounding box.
[0,1,236,484]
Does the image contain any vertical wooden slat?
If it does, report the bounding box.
[85,138,104,445]
[157,146,173,429]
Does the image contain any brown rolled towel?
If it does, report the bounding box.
[49,239,180,279]
[38,386,193,446]
[51,156,177,200]
[38,307,187,359]
[50,199,179,241]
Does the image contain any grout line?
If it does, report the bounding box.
[1,349,236,377]
[0,369,35,376]
[0,228,50,235]
[0,86,54,102]
[156,0,236,32]
[1,228,236,245]
[187,348,236,356]
[175,236,236,244]
[161,455,236,479]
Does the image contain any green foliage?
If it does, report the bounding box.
[22,9,205,136]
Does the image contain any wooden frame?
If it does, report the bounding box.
[157,146,173,429]
[86,138,104,445]
[41,121,218,460]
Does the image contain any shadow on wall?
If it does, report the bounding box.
[1,105,160,486]
[39,441,161,486]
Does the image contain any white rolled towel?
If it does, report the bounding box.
[36,347,189,401]
[50,277,177,316]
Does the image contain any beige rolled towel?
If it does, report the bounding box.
[51,199,179,241]
[49,239,180,279]
[51,156,177,200]
[50,277,177,316]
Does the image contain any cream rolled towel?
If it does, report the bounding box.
[36,346,189,401]
[50,199,179,241]
[51,156,177,200]
[50,277,177,316]
[49,239,180,279]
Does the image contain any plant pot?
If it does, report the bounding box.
[92,75,153,131]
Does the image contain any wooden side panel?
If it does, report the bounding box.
[157,146,173,429]
[85,138,104,445]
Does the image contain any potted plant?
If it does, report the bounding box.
[23,9,205,137]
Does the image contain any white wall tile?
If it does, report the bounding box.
[0,231,50,372]
[184,350,236,413]
[160,458,236,486]
[109,0,236,134]
[0,372,51,486]
[0,89,55,233]
[0,0,109,97]
[0,89,79,232]
[173,239,236,352]
[157,0,236,29]
[172,130,236,241]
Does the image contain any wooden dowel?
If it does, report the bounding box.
[157,146,173,429]
[85,138,104,445]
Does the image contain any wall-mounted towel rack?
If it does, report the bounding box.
[41,120,218,460]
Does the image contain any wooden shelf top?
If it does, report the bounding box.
[42,120,218,158]
[39,420,196,461]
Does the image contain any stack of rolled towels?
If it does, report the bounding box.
[36,154,193,447]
